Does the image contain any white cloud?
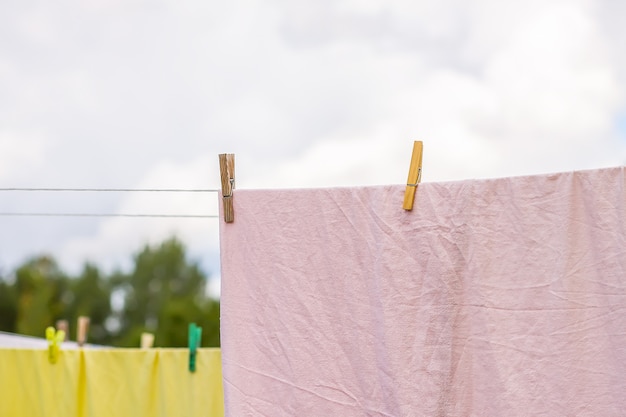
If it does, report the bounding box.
[242,0,624,186]
[1,0,626,277]
[0,132,46,181]
[484,3,619,135]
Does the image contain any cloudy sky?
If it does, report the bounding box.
[1,0,625,293]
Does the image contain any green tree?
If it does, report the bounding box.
[0,277,17,332]
[114,237,219,347]
[14,256,69,337]
[2,237,220,348]
[63,263,112,345]
[196,297,220,347]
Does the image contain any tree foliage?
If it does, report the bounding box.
[0,237,220,347]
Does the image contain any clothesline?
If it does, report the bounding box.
[0,213,218,218]
[0,187,220,218]
[0,187,220,192]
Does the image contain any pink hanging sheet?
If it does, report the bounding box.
[219,167,626,416]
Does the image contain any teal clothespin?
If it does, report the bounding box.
[188,323,202,372]
[46,326,65,364]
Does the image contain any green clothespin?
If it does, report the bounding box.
[188,323,202,372]
[46,326,65,364]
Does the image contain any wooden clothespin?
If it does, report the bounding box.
[188,323,202,373]
[403,141,423,211]
[46,327,65,364]
[140,332,155,349]
[219,153,235,223]
[77,316,90,347]
[56,320,69,337]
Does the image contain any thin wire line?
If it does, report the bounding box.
[0,188,219,192]
[0,213,218,218]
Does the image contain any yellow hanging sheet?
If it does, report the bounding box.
[0,348,224,417]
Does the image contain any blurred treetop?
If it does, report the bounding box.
[0,237,220,348]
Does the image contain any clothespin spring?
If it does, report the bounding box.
[406,167,422,187]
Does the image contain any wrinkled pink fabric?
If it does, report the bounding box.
[219,167,626,417]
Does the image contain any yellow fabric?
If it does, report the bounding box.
[0,348,224,417]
